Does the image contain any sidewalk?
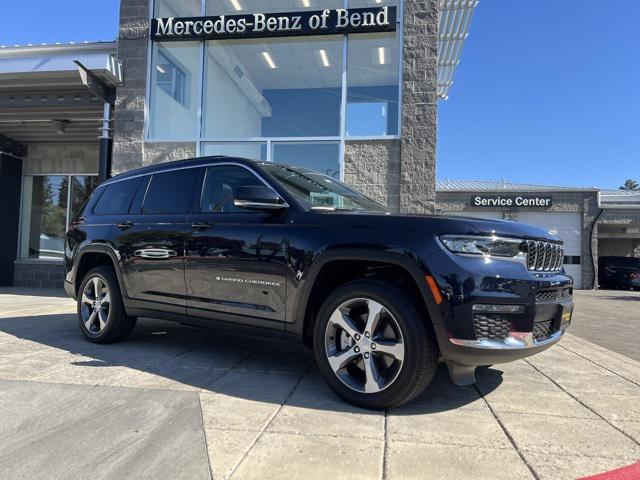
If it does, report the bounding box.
[0,288,638,479]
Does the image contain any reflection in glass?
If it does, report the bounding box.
[347,0,398,7]
[272,142,341,179]
[202,142,267,160]
[206,0,343,15]
[149,42,200,139]
[155,0,201,17]
[202,36,343,138]
[20,176,67,260]
[71,176,99,220]
[346,32,399,136]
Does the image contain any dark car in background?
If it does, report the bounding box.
[63,157,574,409]
[599,256,640,290]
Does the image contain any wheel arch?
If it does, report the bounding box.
[293,250,441,347]
[74,244,128,299]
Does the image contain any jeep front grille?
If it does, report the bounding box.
[473,314,511,341]
[525,240,564,272]
[533,319,557,341]
[536,288,572,302]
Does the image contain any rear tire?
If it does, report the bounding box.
[313,279,438,409]
[77,266,137,344]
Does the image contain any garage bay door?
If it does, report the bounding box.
[517,212,583,288]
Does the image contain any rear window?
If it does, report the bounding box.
[142,169,200,214]
[93,177,143,215]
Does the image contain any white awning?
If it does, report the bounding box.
[438,0,478,100]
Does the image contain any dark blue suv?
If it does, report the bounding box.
[64,157,573,409]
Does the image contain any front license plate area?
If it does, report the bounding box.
[559,302,573,328]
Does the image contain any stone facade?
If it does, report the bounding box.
[436,190,600,289]
[13,261,65,289]
[23,143,99,175]
[112,0,439,213]
[400,0,438,213]
[344,140,401,211]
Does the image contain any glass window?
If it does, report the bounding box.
[155,0,201,17]
[346,32,399,136]
[71,176,99,220]
[202,142,267,160]
[20,176,68,260]
[206,0,343,15]
[200,165,264,213]
[261,163,385,211]
[94,177,143,215]
[202,35,343,138]
[348,0,398,7]
[272,142,341,179]
[149,42,200,139]
[143,169,200,214]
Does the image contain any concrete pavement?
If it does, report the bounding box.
[0,287,638,479]
[567,289,640,361]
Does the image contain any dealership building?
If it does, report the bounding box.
[1,0,639,289]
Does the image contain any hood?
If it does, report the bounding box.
[304,210,561,243]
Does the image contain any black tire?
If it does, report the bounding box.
[77,266,137,344]
[313,279,438,409]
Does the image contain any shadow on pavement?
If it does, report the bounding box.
[0,313,501,412]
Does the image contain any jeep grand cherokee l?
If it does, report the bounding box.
[64,157,574,409]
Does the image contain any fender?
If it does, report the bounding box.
[285,249,443,338]
[74,243,129,299]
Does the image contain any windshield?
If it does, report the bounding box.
[261,163,387,212]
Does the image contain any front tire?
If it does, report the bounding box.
[313,279,438,409]
[77,266,137,344]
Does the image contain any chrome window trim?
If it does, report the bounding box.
[103,162,289,212]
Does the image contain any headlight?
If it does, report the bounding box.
[439,235,527,259]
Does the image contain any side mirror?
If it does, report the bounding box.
[233,186,288,211]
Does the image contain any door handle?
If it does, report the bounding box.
[191,222,213,231]
[117,220,134,230]
[134,248,177,260]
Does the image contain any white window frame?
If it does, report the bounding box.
[144,0,404,180]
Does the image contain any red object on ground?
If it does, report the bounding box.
[579,462,640,480]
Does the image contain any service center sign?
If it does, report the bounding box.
[151,7,396,41]
[471,195,553,208]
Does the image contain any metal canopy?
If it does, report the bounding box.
[438,0,478,101]
[0,42,120,145]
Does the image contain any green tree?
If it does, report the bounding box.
[619,179,639,191]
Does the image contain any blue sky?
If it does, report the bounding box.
[0,1,119,46]
[0,1,637,189]
[438,0,640,189]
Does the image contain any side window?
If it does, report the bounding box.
[93,177,143,215]
[129,176,151,214]
[200,165,264,213]
[142,169,199,215]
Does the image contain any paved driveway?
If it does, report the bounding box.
[0,287,638,479]
[569,290,640,361]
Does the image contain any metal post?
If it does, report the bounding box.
[98,102,112,183]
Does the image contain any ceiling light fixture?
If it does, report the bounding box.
[229,0,243,11]
[156,65,166,74]
[301,0,311,7]
[377,47,386,65]
[261,51,277,69]
[319,49,330,67]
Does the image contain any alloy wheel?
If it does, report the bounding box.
[80,276,111,334]
[324,298,405,394]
